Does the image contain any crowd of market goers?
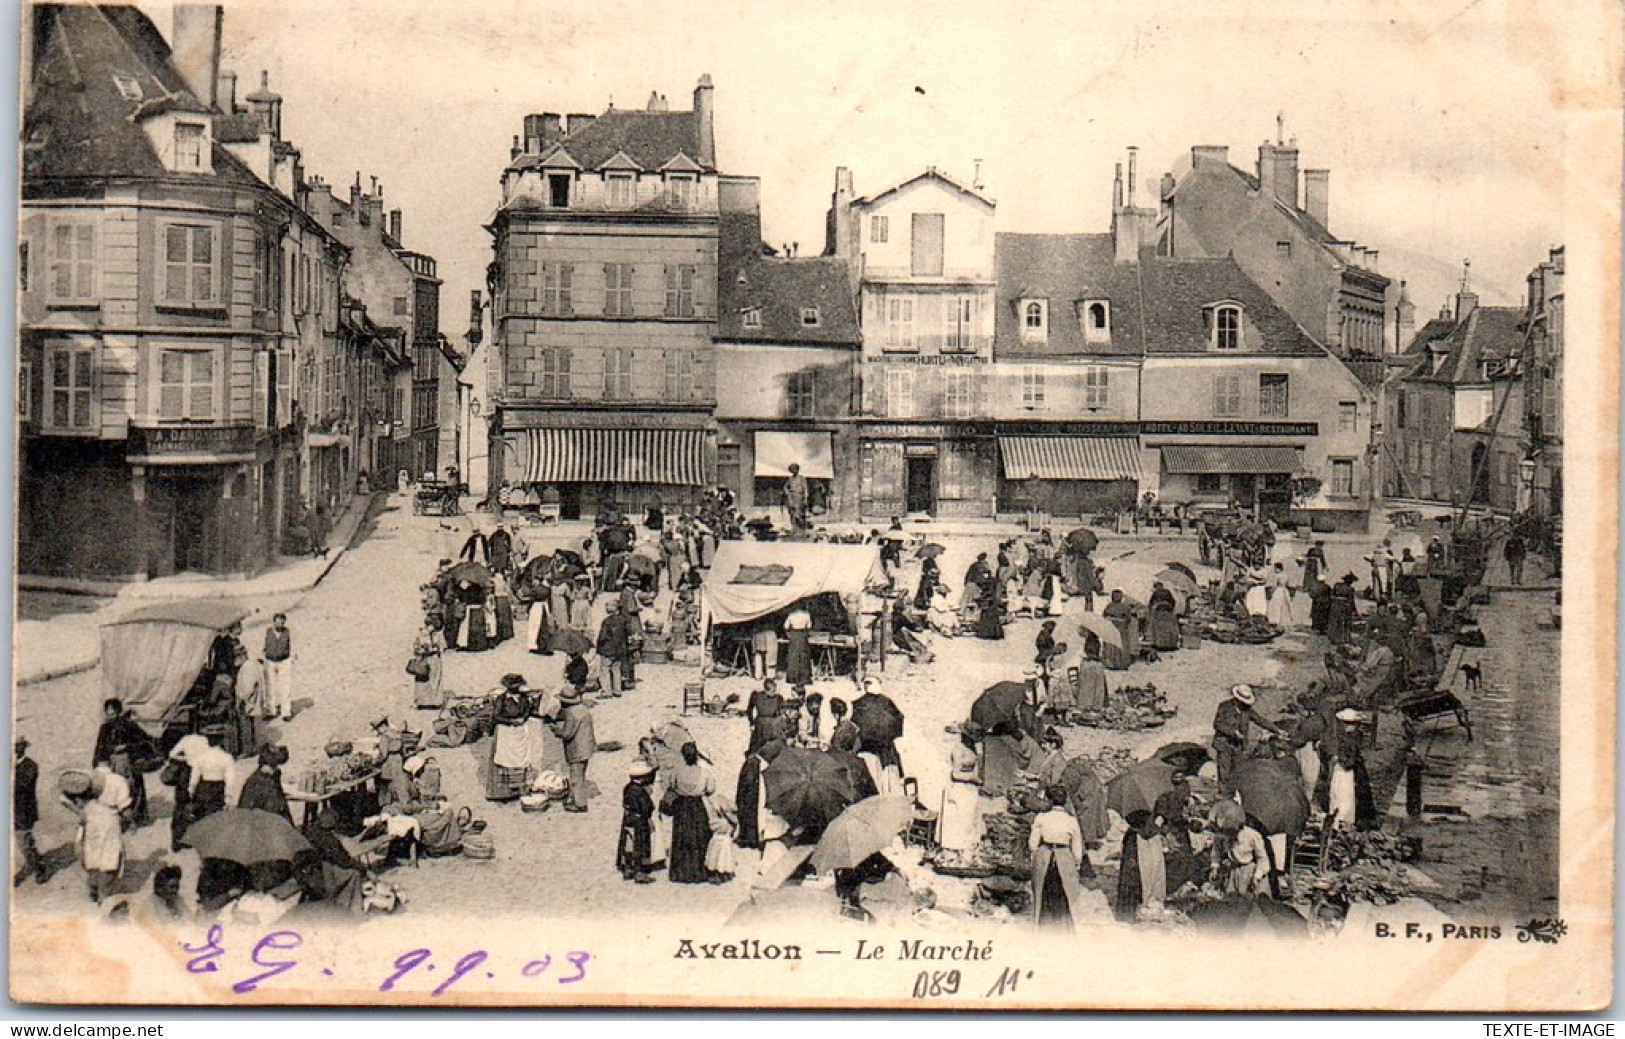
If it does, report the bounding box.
[19,483,1511,930]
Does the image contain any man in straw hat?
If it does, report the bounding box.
[1211,684,1283,794]
[550,684,597,813]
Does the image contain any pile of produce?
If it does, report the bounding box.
[1305,860,1414,909]
[1079,745,1138,783]
[294,752,378,796]
[1199,617,1281,644]
[975,812,1034,878]
[972,875,1031,918]
[1321,828,1422,872]
[1073,684,1176,731]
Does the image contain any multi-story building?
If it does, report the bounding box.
[18,4,347,580]
[487,80,727,519]
[1387,276,1527,510]
[304,174,443,484]
[1157,135,1391,359]
[1522,246,1564,515]
[826,166,999,518]
[991,155,1374,527]
[714,181,862,518]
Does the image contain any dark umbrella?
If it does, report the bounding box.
[1185,897,1309,937]
[1153,742,1211,774]
[970,682,1041,739]
[1105,760,1177,819]
[553,549,585,571]
[915,543,946,560]
[1065,528,1100,553]
[1230,757,1311,836]
[552,629,592,656]
[850,693,904,743]
[1162,562,1198,583]
[182,809,311,866]
[445,560,494,588]
[764,748,858,828]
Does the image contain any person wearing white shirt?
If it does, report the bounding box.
[187,741,235,821]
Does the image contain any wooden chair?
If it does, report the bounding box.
[681,681,705,715]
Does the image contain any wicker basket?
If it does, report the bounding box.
[462,832,496,860]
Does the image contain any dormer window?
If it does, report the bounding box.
[666,174,696,209]
[1083,300,1110,344]
[606,172,635,209]
[1430,349,1448,376]
[1020,299,1047,341]
[742,308,762,329]
[174,122,206,171]
[547,173,572,208]
[1209,303,1243,350]
[801,307,821,327]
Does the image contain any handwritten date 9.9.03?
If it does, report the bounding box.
[182,925,592,995]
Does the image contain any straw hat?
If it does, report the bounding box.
[1336,708,1364,723]
[403,753,428,775]
[1230,684,1257,705]
[628,761,655,779]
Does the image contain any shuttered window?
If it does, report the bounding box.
[1213,374,1243,417]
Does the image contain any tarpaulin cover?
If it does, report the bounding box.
[100,601,249,724]
[701,540,884,627]
[753,431,834,480]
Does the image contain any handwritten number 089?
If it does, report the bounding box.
[913,970,961,998]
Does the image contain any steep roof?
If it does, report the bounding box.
[1227,165,1340,246]
[717,211,860,346]
[1398,307,1526,386]
[994,233,1142,358]
[24,4,262,188]
[853,167,995,209]
[509,109,709,174]
[1138,258,1326,355]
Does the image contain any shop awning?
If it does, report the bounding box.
[754,431,834,479]
[506,427,706,486]
[1160,445,1303,474]
[999,437,1141,481]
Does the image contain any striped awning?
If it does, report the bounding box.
[1160,445,1303,475]
[998,437,1141,481]
[506,428,707,486]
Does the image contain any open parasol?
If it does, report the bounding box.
[182,809,312,866]
[1077,612,1128,652]
[1065,528,1100,553]
[1154,569,1200,597]
[850,693,905,743]
[1231,757,1311,836]
[969,682,1041,739]
[1162,562,1198,583]
[764,748,858,828]
[1105,759,1177,820]
[445,560,494,588]
[809,795,915,873]
[915,543,946,560]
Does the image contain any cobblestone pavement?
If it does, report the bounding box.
[25,504,1553,931]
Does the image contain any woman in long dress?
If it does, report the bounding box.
[1029,786,1087,931]
[1327,711,1376,829]
[1146,583,1181,652]
[750,622,780,680]
[486,677,536,802]
[783,607,813,687]
[568,575,594,634]
[1115,809,1167,920]
[1072,644,1109,712]
[974,581,1005,641]
[411,624,445,709]
[937,733,983,858]
[1326,576,1358,644]
[491,572,516,644]
[667,743,715,884]
[1264,563,1296,628]
[1101,591,1139,670]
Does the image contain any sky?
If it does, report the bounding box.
[137,0,1581,347]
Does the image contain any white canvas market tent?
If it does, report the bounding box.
[699,540,886,670]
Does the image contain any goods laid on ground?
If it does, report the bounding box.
[294,751,380,796]
[1320,828,1423,872]
[1080,746,1139,784]
[1196,617,1282,645]
[1072,683,1176,731]
[975,812,1034,879]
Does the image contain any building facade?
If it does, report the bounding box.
[1522,246,1564,515]
[487,81,726,519]
[19,4,347,581]
[1387,283,1527,510]
[714,182,862,519]
[1157,137,1391,359]
[827,167,1000,519]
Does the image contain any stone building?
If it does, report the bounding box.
[1157,133,1391,359]
[487,79,731,519]
[1387,275,1527,510]
[18,4,351,580]
[713,181,862,519]
[826,166,1000,518]
[1522,246,1564,515]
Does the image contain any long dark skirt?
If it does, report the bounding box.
[493,596,515,642]
[1038,860,1073,930]
[193,780,227,821]
[975,600,1004,640]
[784,630,812,687]
[669,795,711,884]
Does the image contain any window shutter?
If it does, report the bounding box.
[159,351,185,419]
[74,223,95,298]
[164,227,188,302]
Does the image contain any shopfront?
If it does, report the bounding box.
[859,423,996,520]
[497,413,714,520]
[996,435,1141,519]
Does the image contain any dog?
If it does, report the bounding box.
[1461,663,1483,691]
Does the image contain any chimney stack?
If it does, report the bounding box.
[693,74,714,167]
[1303,169,1330,226]
[1454,260,1478,321]
[1126,145,1139,206]
[389,209,402,243]
[1112,162,1124,210]
[216,69,237,113]
[466,290,484,347]
[245,70,283,139]
[647,91,669,112]
[1113,149,1155,264]
[171,5,222,109]
[1394,280,1416,354]
[566,113,595,136]
[827,166,855,263]
[1257,139,1300,209]
[1191,145,1229,167]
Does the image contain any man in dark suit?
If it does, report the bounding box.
[596,601,638,696]
[13,738,45,886]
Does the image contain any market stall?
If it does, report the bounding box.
[699,541,887,679]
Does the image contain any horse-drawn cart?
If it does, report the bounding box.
[413,480,462,516]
